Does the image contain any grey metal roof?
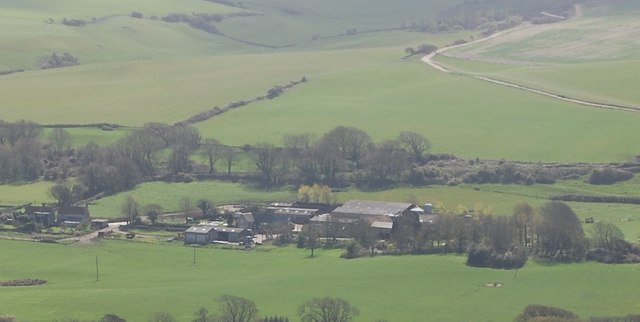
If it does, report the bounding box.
[371,221,393,229]
[185,226,216,234]
[233,212,255,222]
[268,207,319,217]
[332,200,414,217]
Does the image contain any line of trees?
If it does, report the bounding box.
[1,120,635,205]
[335,201,639,267]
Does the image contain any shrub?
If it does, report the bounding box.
[466,244,527,269]
[341,240,362,259]
[40,52,79,69]
[517,305,579,322]
[589,168,633,185]
[589,315,640,322]
[61,18,87,26]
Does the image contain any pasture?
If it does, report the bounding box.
[89,181,296,217]
[196,59,640,163]
[1,240,639,321]
[438,1,640,109]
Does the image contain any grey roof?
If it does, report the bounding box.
[310,214,357,224]
[234,212,255,222]
[214,227,248,233]
[419,214,438,224]
[58,206,89,216]
[332,200,414,217]
[371,221,393,230]
[268,207,319,217]
[186,226,216,234]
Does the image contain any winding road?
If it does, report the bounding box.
[421,22,640,113]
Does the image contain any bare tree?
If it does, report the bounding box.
[193,307,211,322]
[149,311,177,322]
[222,146,237,175]
[181,197,194,223]
[50,182,86,206]
[536,202,586,261]
[253,143,281,188]
[144,204,163,226]
[49,128,72,154]
[200,138,221,173]
[321,126,371,168]
[197,199,213,218]
[513,202,535,247]
[298,298,359,322]
[122,195,141,225]
[217,294,258,322]
[398,131,430,162]
[590,222,625,251]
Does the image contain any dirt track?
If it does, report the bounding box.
[421,22,640,113]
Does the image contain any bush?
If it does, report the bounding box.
[590,315,640,322]
[130,11,143,19]
[341,241,362,259]
[589,168,633,185]
[517,305,579,322]
[466,243,527,269]
[40,52,79,69]
[61,18,87,26]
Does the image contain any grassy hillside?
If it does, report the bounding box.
[196,58,640,163]
[0,0,467,70]
[1,240,639,322]
[437,1,640,108]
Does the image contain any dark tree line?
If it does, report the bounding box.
[338,200,637,267]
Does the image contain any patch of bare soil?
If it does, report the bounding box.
[0,279,47,287]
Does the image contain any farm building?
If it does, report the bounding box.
[58,206,90,227]
[90,219,110,230]
[185,225,252,245]
[24,205,56,227]
[305,200,425,239]
[331,200,422,220]
[185,225,217,244]
[233,212,255,229]
[214,226,251,243]
[267,206,321,224]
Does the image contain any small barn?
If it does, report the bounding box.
[90,219,110,230]
[58,206,90,226]
[214,227,251,243]
[25,205,56,227]
[185,225,217,244]
[233,212,255,229]
[331,200,421,220]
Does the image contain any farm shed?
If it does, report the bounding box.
[58,206,90,226]
[25,205,56,227]
[90,219,109,230]
[185,225,217,244]
[331,200,421,220]
[214,227,251,243]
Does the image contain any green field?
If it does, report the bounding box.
[89,181,297,217]
[196,58,640,162]
[0,181,55,206]
[1,240,640,321]
[438,1,640,109]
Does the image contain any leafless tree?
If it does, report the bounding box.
[200,138,222,173]
[298,298,359,322]
[217,294,258,322]
[398,131,430,162]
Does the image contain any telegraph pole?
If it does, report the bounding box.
[96,256,99,282]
